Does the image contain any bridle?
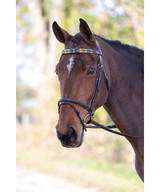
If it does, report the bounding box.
[58,41,143,139]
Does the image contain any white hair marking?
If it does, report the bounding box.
[67,56,75,76]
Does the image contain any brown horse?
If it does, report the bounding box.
[52,19,144,181]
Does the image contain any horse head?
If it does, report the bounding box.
[52,19,109,147]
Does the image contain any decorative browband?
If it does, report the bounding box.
[62,48,102,55]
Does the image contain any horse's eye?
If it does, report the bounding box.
[55,69,58,75]
[86,68,95,76]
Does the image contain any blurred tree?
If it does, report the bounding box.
[16,84,35,108]
[16,0,143,165]
[17,0,64,126]
[16,0,143,126]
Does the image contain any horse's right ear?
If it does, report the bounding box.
[79,18,94,44]
[52,21,72,44]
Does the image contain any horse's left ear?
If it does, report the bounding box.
[79,18,94,44]
[52,21,72,44]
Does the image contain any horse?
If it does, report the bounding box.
[52,18,144,181]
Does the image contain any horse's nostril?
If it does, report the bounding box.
[68,127,77,142]
[56,127,78,144]
[68,127,74,137]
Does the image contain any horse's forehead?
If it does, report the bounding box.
[70,33,83,47]
[66,56,75,75]
[60,34,97,75]
[66,34,90,49]
[65,54,84,73]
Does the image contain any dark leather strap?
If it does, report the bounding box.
[87,119,143,139]
[58,98,92,114]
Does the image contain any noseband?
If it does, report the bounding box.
[58,41,143,139]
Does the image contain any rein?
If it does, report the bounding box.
[58,41,143,139]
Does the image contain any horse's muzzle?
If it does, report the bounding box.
[56,126,80,147]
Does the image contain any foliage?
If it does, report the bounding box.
[16,1,143,189]
[17,0,143,122]
[16,83,35,108]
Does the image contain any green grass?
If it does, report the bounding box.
[16,149,143,192]
[16,126,143,192]
[67,158,138,180]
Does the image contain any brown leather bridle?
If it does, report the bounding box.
[58,41,143,139]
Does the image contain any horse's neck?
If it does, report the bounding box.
[102,42,144,139]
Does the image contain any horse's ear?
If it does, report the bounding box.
[79,18,94,44]
[52,21,72,44]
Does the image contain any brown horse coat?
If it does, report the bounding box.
[52,19,144,181]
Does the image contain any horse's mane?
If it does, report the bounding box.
[72,33,144,58]
[94,35,144,58]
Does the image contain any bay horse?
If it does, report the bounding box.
[52,19,144,181]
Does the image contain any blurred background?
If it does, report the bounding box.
[16,0,144,191]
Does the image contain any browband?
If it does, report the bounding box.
[62,48,102,55]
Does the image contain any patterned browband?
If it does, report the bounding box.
[62,48,102,55]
